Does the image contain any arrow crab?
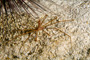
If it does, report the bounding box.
[13,14,74,50]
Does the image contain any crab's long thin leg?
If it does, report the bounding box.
[41,16,57,27]
[14,30,33,39]
[14,32,29,39]
[14,28,34,33]
[43,19,74,28]
[46,28,72,49]
[20,29,34,31]
[19,35,31,51]
[41,14,48,25]
[43,30,50,36]
[22,35,30,44]
[19,31,36,51]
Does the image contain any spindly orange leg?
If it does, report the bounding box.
[45,28,72,49]
[37,15,74,49]
[19,33,34,51]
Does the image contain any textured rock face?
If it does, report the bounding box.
[0,0,90,60]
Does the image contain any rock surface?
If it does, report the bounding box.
[0,0,90,60]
